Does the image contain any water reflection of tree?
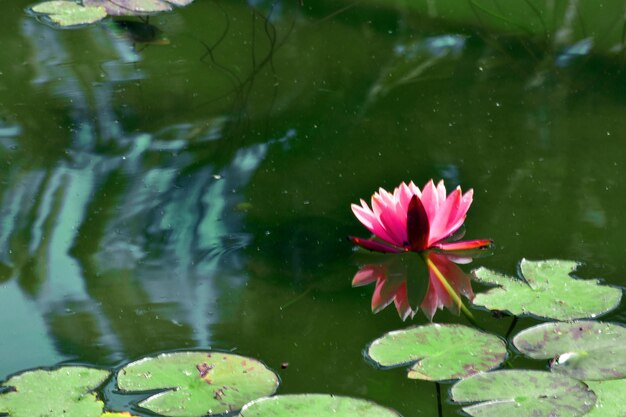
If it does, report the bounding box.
[0,1,303,373]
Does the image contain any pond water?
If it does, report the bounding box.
[2,1,626,416]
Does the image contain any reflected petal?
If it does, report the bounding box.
[352,265,385,286]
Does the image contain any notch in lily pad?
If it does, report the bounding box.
[584,379,626,417]
[513,320,626,380]
[472,259,622,320]
[238,394,403,416]
[30,1,107,27]
[116,351,279,417]
[365,323,507,381]
[451,370,596,417]
[0,366,110,417]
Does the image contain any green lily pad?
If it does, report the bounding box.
[451,370,596,417]
[584,380,626,417]
[0,366,110,417]
[83,0,193,15]
[472,259,622,320]
[513,321,626,380]
[116,351,279,417]
[31,1,107,27]
[365,324,507,381]
[238,394,402,417]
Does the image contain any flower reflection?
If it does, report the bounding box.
[353,252,475,320]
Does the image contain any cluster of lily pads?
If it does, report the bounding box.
[0,259,623,416]
[365,259,625,417]
[0,350,401,417]
[28,0,194,28]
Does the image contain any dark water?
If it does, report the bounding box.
[2,1,626,415]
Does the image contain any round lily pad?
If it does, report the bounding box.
[83,0,193,15]
[366,324,507,381]
[513,321,626,380]
[472,259,622,320]
[451,370,596,417]
[0,366,110,417]
[116,351,279,417]
[584,379,626,417]
[238,394,402,417]
[31,1,107,27]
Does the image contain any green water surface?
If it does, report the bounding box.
[2,1,626,416]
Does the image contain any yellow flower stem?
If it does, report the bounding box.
[422,252,478,326]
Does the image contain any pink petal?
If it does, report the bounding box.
[428,187,462,244]
[375,191,408,245]
[396,182,415,212]
[351,202,376,230]
[348,236,403,253]
[451,189,474,229]
[419,180,439,231]
[436,179,447,202]
[371,194,404,245]
[352,200,396,244]
[408,181,422,197]
[434,239,492,251]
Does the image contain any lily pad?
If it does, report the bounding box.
[451,370,596,417]
[584,380,626,417]
[472,259,622,320]
[0,366,110,417]
[116,351,279,417]
[83,0,192,15]
[101,413,140,417]
[365,324,507,381]
[31,1,107,27]
[238,394,402,417]
[513,321,626,380]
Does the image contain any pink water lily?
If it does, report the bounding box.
[350,180,491,254]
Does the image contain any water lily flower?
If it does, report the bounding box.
[350,180,492,321]
[349,180,491,254]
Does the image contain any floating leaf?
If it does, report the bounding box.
[238,394,402,417]
[472,259,622,320]
[31,1,107,27]
[366,324,507,381]
[117,351,279,417]
[584,379,626,417]
[101,413,140,417]
[451,370,596,417]
[83,0,192,15]
[0,366,110,417]
[513,321,626,380]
